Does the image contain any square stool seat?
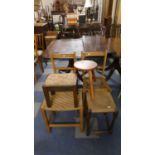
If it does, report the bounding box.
[44,73,77,87]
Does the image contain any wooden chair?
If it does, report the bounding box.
[40,73,84,133]
[81,51,108,75]
[34,34,44,73]
[82,77,118,136]
[44,31,58,47]
[51,53,76,73]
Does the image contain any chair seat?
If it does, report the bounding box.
[44,73,77,87]
[87,88,117,113]
[41,91,82,111]
[34,50,43,56]
[45,36,57,39]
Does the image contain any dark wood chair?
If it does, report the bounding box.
[34,34,44,73]
[83,79,118,136]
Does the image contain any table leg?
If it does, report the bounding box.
[88,70,94,99]
[106,57,121,81]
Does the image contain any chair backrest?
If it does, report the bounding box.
[51,53,76,73]
[34,34,38,57]
[81,51,107,74]
[35,33,45,50]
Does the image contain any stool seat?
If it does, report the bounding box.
[87,88,117,113]
[44,73,77,87]
[41,91,82,111]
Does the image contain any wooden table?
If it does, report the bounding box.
[34,22,49,34]
[46,35,121,80]
[47,35,120,56]
[74,60,97,99]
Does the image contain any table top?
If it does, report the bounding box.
[34,22,48,27]
[46,35,121,58]
[74,60,97,71]
[82,36,121,56]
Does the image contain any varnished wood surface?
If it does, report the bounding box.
[46,35,121,58]
[74,60,97,71]
[46,38,84,58]
[34,22,48,27]
[82,36,121,57]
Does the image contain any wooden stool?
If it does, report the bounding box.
[74,60,97,99]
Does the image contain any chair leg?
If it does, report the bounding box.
[86,111,91,136]
[80,107,84,132]
[109,112,118,131]
[40,108,51,133]
[106,68,115,81]
[34,72,37,82]
[38,56,44,73]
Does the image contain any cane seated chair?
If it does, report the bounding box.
[40,73,84,133]
[34,33,45,56]
[34,34,44,73]
[84,85,118,136]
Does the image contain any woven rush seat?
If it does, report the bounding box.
[41,91,82,111]
[44,73,77,87]
[87,88,117,113]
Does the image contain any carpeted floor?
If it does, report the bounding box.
[34,60,121,155]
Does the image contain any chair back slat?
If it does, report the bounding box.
[35,33,44,50]
[51,53,76,73]
[34,34,38,57]
[81,51,107,74]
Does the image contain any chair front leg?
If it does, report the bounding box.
[86,111,91,136]
[38,56,44,73]
[40,108,51,133]
[80,107,84,132]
